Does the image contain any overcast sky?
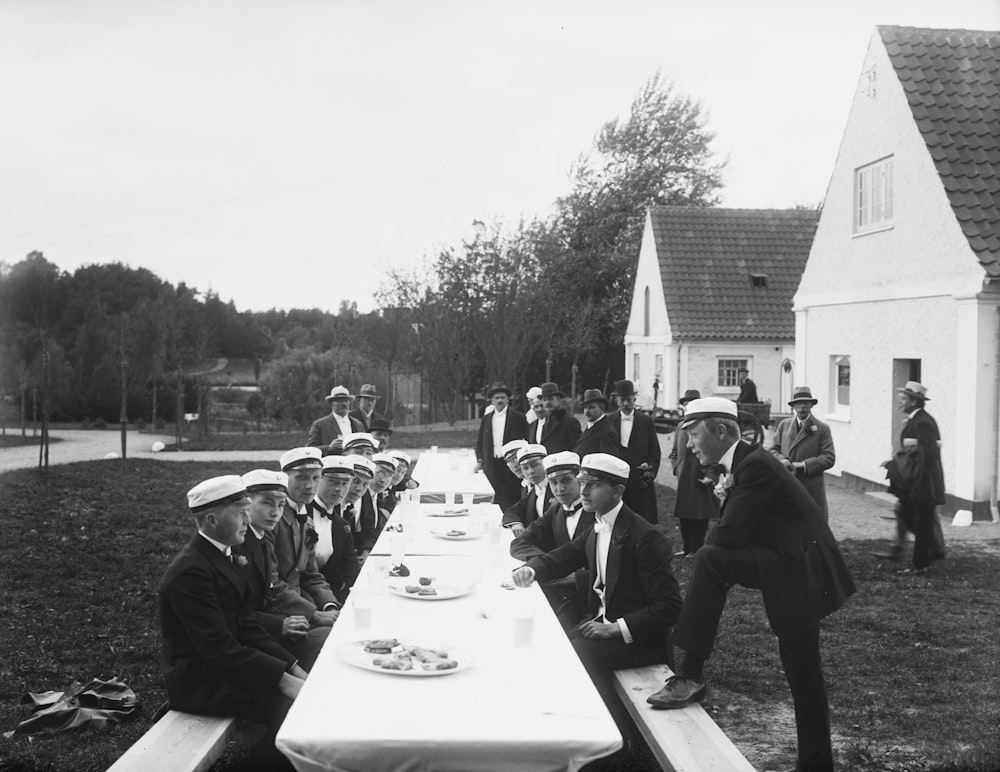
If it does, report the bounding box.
[2,0,997,313]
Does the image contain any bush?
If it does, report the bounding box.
[94,417,106,430]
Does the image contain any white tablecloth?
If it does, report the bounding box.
[371,502,507,557]
[411,449,495,501]
[276,552,622,772]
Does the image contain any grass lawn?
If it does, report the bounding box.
[0,462,997,771]
[173,427,477,452]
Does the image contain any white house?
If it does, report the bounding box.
[625,206,819,413]
[795,26,1000,519]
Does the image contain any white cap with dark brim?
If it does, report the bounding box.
[516,443,548,463]
[280,447,323,472]
[372,452,398,471]
[387,450,411,466]
[679,397,739,429]
[343,432,377,451]
[544,451,581,476]
[347,454,376,478]
[321,456,355,476]
[502,439,529,459]
[578,454,630,485]
[241,469,288,494]
[187,475,248,513]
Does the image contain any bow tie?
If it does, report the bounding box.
[563,503,582,514]
[295,513,308,526]
[621,414,633,421]
[593,519,610,534]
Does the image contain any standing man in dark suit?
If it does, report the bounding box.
[736,367,759,404]
[159,475,305,769]
[512,453,681,746]
[573,389,621,458]
[308,386,365,455]
[535,381,582,454]
[475,382,529,510]
[608,379,661,524]
[510,451,595,628]
[349,384,386,431]
[768,386,836,518]
[647,398,855,772]
[236,469,329,671]
[878,381,946,573]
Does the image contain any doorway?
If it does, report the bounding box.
[891,359,921,447]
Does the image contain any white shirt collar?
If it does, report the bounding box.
[248,524,264,540]
[594,499,625,529]
[198,531,230,556]
[563,496,583,512]
[718,440,741,474]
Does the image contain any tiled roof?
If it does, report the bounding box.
[880,26,1000,275]
[649,207,819,341]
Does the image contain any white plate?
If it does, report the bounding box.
[387,581,473,600]
[430,529,480,541]
[425,507,470,517]
[336,639,472,677]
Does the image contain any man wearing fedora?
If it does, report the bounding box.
[574,389,622,458]
[475,382,529,511]
[349,384,386,432]
[307,386,365,455]
[534,381,582,454]
[877,381,946,573]
[647,397,855,772]
[669,389,719,554]
[768,387,836,519]
[608,379,661,524]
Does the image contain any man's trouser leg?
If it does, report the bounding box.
[778,627,833,772]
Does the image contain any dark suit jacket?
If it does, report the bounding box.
[609,409,661,475]
[348,408,386,432]
[768,414,836,515]
[476,407,528,509]
[307,500,361,602]
[341,492,386,556]
[573,416,622,458]
[706,443,855,634]
[737,378,759,403]
[269,503,338,612]
[307,413,365,454]
[898,409,945,505]
[526,505,681,644]
[159,534,295,715]
[510,501,596,562]
[668,426,719,521]
[502,484,555,528]
[538,407,582,455]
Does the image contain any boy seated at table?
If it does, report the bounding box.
[388,450,419,499]
[341,455,384,559]
[510,451,596,629]
[308,456,362,604]
[502,444,554,536]
[511,453,682,750]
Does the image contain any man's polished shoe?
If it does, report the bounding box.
[646,675,706,709]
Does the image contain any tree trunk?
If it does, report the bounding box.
[151,381,158,430]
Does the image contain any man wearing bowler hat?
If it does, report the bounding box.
[308,386,365,455]
[647,397,855,772]
[574,389,622,458]
[877,381,946,573]
[608,379,661,524]
[768,387,836,519]
[534,381,582,454]
[350,384,386,432]
[475,382,529,510]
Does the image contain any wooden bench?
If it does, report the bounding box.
[613,664,756,772]
[106,710,238,772]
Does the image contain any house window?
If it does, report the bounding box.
[655,354,663,377]
[718,358,748,388]
[749,274,767,288]
[643,286,650,337]
[831,355,851,418]
[633,353,640,383]
[854,156,893,233]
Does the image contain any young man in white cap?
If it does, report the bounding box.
[501,439,528,482]
[341,455,382,558]
[349,383,386,431]
[768,386,836,519]
[501,444,554,535]
[271,448,341,624]
[647,397,855,772]
[342,432,378,459]
[159,475,306,770]
[878,380,946,572]
[369,452,399,513]
[573,388,622,458]
[308,456,362,603]
[388,450,418,499]
[307,386,365,455]
[475,381,529,511]
[235,469,330,671]
[510,451,596,628]
[608,379,661,524]
[511,453,680,753]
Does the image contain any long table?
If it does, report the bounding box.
[276,500,622,771]
[409,448,495,503]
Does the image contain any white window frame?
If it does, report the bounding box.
[854,156,894,234]
[632,353,640,384]
[829,355,851,421]
[717,358,748,389]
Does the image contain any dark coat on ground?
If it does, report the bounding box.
[768,414,836,516]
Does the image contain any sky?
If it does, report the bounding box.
[1,0,998,314]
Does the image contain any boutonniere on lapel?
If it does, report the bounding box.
[810,424,818,434]
[713,473,735,501]
[612,532,626,547]
[343,524,353,534]
[234,554,249,568]
[304,526,318,548]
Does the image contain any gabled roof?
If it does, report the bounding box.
[880,26,1000,275]
[650,207,819,341]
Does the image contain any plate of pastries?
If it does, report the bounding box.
[337,638,471,676]
[387,576,473,600]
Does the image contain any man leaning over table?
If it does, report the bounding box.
[512,453,681,753]
[159,475,304,771]
[510,451,595,629]
[234,469,330,671]
[271,447,342,625]
[647,397,855,772]
[308,456,361,604]
[502,443,554,536]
